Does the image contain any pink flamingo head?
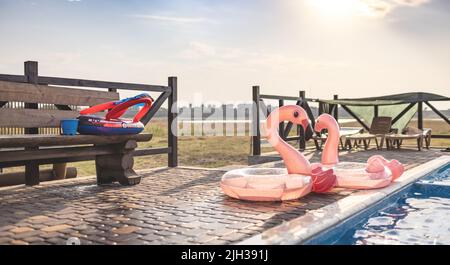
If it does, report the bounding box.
[266,105,312,176]
[267,105,310,133]
[314,113,340,134]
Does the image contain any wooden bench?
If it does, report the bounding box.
[0,134,152,186]
[0,61,178,186]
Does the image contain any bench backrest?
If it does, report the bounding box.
[0,80,119,131]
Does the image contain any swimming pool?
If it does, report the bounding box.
[306,163,450,245]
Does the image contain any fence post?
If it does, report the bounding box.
[299,90,306,150]
[222,104,227,136]
[24,61,40,185]
[168,76,178,167]
[245,108,250,136]
[333,94,339,121]
[278,99,284,139]
[252,86,261,156]
[201,103,205,136]
[233,107,238,136]
[418,101,423,130]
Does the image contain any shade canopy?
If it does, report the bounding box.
[317,92,450,106]
[316,92,449,133]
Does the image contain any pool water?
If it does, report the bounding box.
[418,163,450,185]
[310,163,450,245]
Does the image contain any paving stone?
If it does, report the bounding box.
[154,229,178,237]
[10,239,28,245]
[0,237,13,244]
[45,237,66,245]
[10,227,34,234]
[112,226,139,235]
[12,230,41,239]
[25,237,46,244]
[41,224,71,232]
[182,228,209,237]
[40,232,63,239]
[111,233,142,244]
[195,235,218,244]
[206,239,228,245]
[134,228,156,235]
[28,215,50,222]
[207,227,236,237]
[140,233,162,242]
[179,221,204,229]
[0,225,15,232]
[226,222,253,230]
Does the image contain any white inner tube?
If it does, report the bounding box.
[221,168,311,190]
[328,162,392,189]
[220,168,313,201]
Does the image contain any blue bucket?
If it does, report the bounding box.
[60,119,79,135]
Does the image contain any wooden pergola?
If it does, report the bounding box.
[316,92,450,139]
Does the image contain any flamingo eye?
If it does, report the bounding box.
[293,111,299,118]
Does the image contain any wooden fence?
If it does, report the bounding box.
[0,60,178,167]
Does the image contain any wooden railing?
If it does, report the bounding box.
[0,61,178,167]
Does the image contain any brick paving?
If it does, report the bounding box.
[0,148,444,245]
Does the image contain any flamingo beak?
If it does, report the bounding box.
[314,122,322,133]
[301,119,310,131]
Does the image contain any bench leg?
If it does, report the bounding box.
[363,139,368,150]
[25,162,40,186]
[339,138,345,150]
[380,137,385,150]
[374,138,380,150]
[96,153,141,186]
[25,146,40,186]
[417,137,423,151]
[345,139,352,150]
[53,163,67,180]
[95,157,116,185]
[95,140,141,186]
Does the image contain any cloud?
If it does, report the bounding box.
[392,0,430,6]
[180,42,217,59]
[179,41,348,72]
[309,0,432,18]
[361,0,394,17]
[358,0,432,17]
[67,0,81,2]
[130,14,211,24]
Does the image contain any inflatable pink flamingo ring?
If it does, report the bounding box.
[220,105,336,201]
[314,113,405,189]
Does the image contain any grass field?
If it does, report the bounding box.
[3,119,449,177]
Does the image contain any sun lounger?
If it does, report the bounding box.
[345,116,392,150]
[385,127,431,151]
[313,127,363,150]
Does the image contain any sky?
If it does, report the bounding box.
[0,0,449,109]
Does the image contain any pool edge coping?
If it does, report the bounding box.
[238,155,450,245]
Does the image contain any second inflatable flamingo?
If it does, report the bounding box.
[314,113,404,189]
[220,105,335,201]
